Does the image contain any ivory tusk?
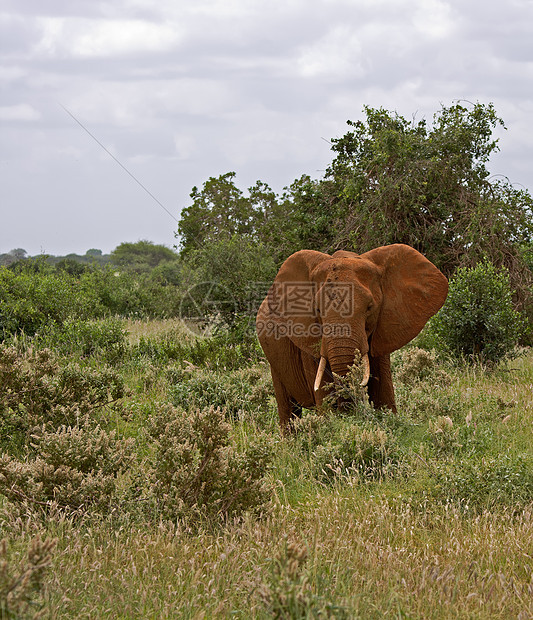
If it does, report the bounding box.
[314,356,327,392]
[360,353,370,387]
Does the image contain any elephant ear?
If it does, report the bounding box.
[361,244,448,356]
[266,250,329,356]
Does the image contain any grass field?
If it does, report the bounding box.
[1,318,532,618]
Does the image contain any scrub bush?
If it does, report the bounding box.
[35,317,128,362]
[147,405,272,527]
[429,261,526,365]
[169,365,271,420]
[313,425,402,483]
[0,425,135,514]
[0,266,102,338]
[0,535,56,618]
[0,346,124,452]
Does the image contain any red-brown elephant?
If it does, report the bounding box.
[256,244,448,433]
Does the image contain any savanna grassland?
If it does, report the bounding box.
[1,316,532,619]
[3,102,533,618]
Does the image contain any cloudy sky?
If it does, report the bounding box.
[1,0,532,257]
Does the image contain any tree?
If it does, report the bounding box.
[177,172,262,257]
[326,103,533,277]
[110,240,178,273]
[179,236,277,324]
[9,249,28,260]
[177,172,340,265]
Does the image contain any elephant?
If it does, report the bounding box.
[256,244,448,433]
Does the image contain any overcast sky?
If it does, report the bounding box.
[1,0,532,257]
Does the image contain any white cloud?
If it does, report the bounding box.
[296,25,366,78]
[413,0,455,39]
[0,103,40,121]
[35,17,181,58]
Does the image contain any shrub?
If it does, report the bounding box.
[169,365,271,420]
[428,261,527,365]
[133,318,263,370]
[147,405,272,527]
[0,346,124,452]
[259,538,350,619]
[312,423,403,483]
[0,425,135,514]
[0,535,56,618]
[432,454,533,511]
[35,317,128,362]
[393,347,451,386]
[0,265,103,338]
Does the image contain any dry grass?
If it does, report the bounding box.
[33,495,533,618]
[124,318,199,345]
[2,323,533,619]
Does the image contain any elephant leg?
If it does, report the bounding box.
[270,369,302,434]
[368,353,397,412]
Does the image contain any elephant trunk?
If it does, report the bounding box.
[314,337,370,391]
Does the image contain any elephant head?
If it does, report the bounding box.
[256,244,448,432]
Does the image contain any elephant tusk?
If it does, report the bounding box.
[360,353,370,387]
[314,356,327,392]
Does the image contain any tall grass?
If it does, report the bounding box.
[1,320,532,618]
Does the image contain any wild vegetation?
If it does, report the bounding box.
[1,101,532,617]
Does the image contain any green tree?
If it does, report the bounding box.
[179,236,277,323]
[177,172,262,257]
[326,103,533,281]
[110,240,178,273]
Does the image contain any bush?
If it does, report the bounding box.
[0,346,125,452]
[35,317,128,363]
[259,538,350,618]
[428,261,527,365]
[147,405,272,527]
[432,454,533,511]
[0,425,135,514]
[0,265,103,338]
[313,424,403,483]
[169,365,271,421]
[0,535,56,618]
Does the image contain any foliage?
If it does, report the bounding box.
[0,346,124,452]
[177,172,266,257]
[169,364,271,421]
[312,423,403,484]
[259,538,350,619]
[179,235,276,322]
[0,263,104,338]
[133,316,263,369]
[147,405,272,527]
[0,424,135,514]
[110,240,178,274]
[176,172,343,266]
[0,316,532,617]
[432,454,533,511]
[393,347,451,386]
[35,317,128,362]
[327,103,533,281]
[0,535,56,619]
[428,261,526,364]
